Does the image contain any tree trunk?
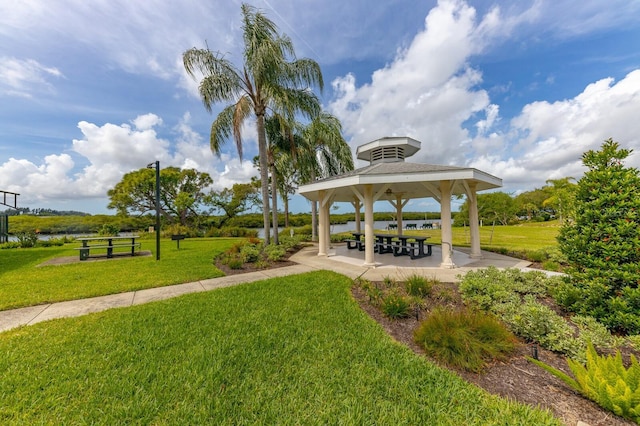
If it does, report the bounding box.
[270,163,279,245]
[310,169,318,242]
[256,113,271,245]
[283,195,290,228]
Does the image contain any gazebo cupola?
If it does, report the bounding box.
[355,136,421,165]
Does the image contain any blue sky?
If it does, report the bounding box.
[1,0,640,215]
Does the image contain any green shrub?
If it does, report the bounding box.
[572,315,624,351]
[380,291,411,319]
[15,231,39,248]
[253,259,269,269]
[356,278,382,303]
[414,308,516,372]
[0,241,21,249]
[382,275,395,288]
[205,227,258,238]
[227,255,244,270]
[500,296,580,358]
[240,243,261,263]
[37,238,65,247]
[404,274,433,297]
[557,140,640,334]
[628,335,640,351]
[459,267,549,311]
[541,260,561,271]
[529,343,640,424]
[97,223,120,236]
[263,244,286,262]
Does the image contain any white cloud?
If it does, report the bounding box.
[0,57,64,98]
[0,112,259,209]
[329,0,500,166]
[470,70,640,190]
[327,0,640,198]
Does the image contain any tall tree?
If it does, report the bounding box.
[456,191,517,226]
[107,167,212,226]
[557,139,640,333]
[297,112,354,241]
[207,182,260,228]
[183,3,323,245]
[543,177,576,224]
[264,115,299,244]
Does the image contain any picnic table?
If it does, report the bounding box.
[346,232,432,259]
[393,235,432,259]
[75,235,141,260]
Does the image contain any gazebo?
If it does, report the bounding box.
[297,137,502,268]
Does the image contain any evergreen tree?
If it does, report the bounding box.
[557,139,640,333]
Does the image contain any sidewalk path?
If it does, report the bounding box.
[0,245,530,333]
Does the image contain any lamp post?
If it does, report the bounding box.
[147,161,161,260]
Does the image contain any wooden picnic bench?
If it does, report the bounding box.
[345,232,364,250]
[393,235,432,259]
[75,235,141,260]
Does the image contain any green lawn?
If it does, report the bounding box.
[376,221,561,252]
[0,237,239,311]
[0,271,559,425]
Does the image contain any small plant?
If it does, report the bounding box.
[529,343,640,424]
[263,244,286,262]
[97,223,120,236]
[253,259,269,269]
[382,275,395,288]
[628,335,640,351]
[227,255,244,270]
[435,287,455,304]
[500,296,580,358]
[414,308,516,372]
[541,260,561,271]
[380,290,411,319]
[572,315,624,351]
[355,278,383,303]
[404,274,433,297]
[15,231,39,248]
[240,243,261,263]
[0,241,21,249]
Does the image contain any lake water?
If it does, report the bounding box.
[257,220,439,238]
[4,221,439,241]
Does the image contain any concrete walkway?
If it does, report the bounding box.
[0,244,530,333]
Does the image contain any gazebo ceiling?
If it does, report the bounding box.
[298,161,502,203]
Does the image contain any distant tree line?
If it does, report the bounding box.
[454,177,577,226]
[0,207,90,217]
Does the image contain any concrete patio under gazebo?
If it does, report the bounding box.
[297,136,502,269]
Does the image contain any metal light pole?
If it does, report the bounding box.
[147,161,161,260]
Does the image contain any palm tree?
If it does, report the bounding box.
[543,177,576,224]
[298,112,354,241]
[264,114,298,245]
[183,3,323,244]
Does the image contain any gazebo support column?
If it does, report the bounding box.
[363,184,376,266]
[466,182,482,258]
[396,194,403,236]
[439,180,456,268]
[323,198,331,253]
[317,190,327,256]
[352,199,362,233]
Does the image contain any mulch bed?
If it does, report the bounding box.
[352,282,635,426]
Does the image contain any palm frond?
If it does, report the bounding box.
[183,48,243,110]
[210,98,252,160]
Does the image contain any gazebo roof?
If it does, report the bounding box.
[298,136,502,203]
[298,161,502,202]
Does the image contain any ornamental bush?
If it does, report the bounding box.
[557,139,640,334]
[529,343,640,424]
[414,308,516,372]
